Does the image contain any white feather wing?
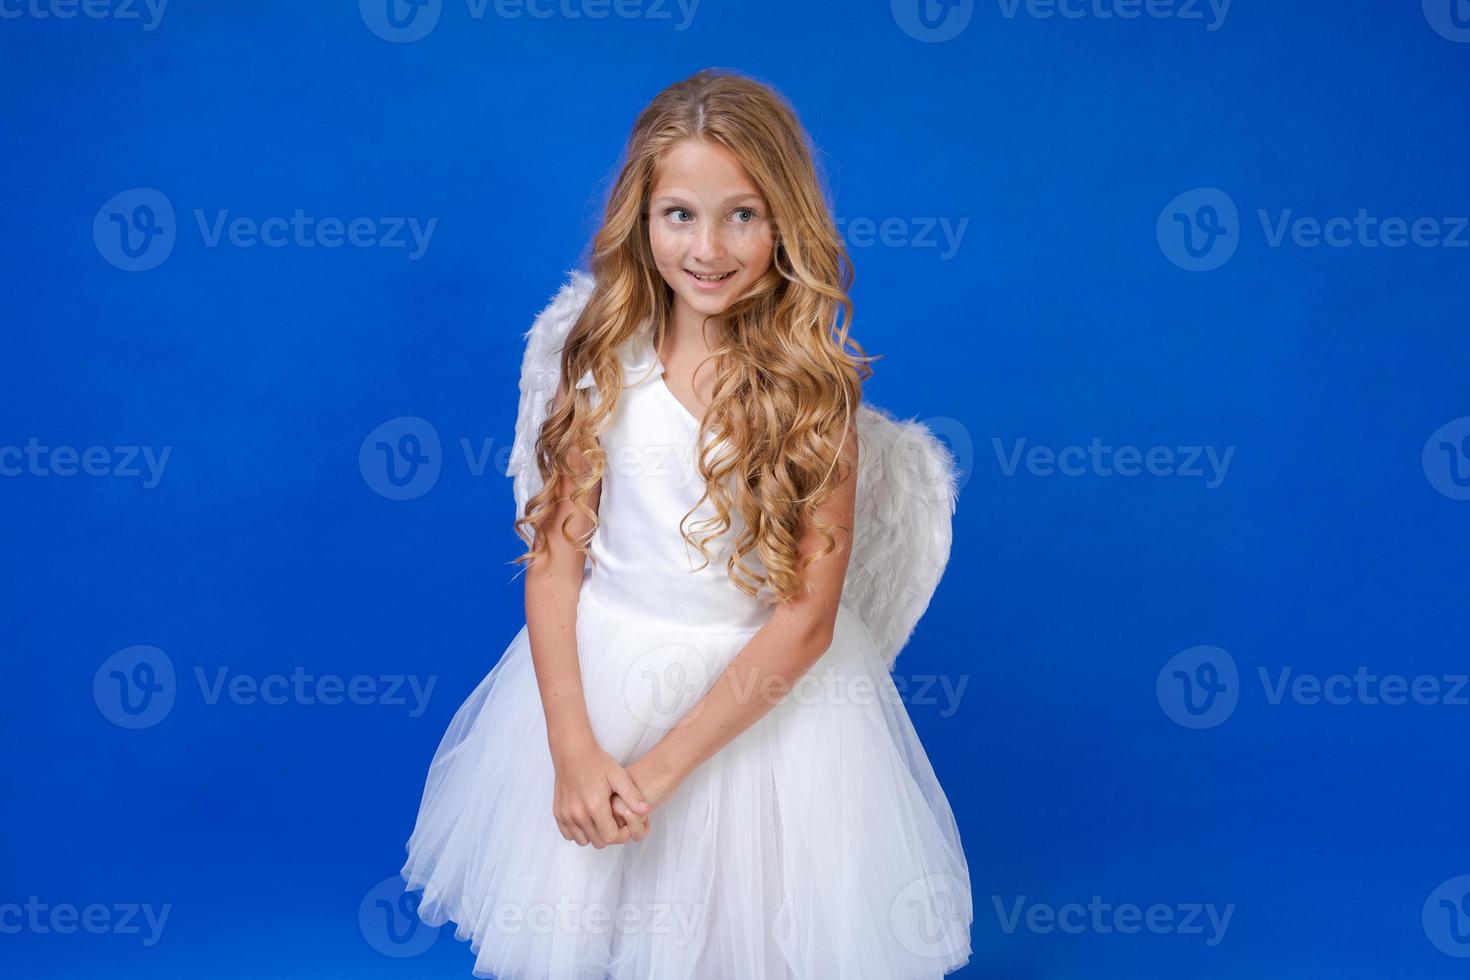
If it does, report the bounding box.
[841,405,960,671]
[508,269,597,525]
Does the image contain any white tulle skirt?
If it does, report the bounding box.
[399,577,973,979]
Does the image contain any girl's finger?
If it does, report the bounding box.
[611,795,649,840]
[608,768,652,814]
[588,801,620,848]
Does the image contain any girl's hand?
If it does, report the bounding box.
[613,753,682,829]
[610,793,652,843]
[550,737,653,848]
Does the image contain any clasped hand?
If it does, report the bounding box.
[550,738,677,848]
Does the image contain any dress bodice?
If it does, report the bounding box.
[577,326,773,633]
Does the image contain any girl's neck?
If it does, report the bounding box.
[661,295,723,361]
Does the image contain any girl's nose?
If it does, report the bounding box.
[693,220,728,262]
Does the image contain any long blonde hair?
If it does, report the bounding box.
[513,67,873,604]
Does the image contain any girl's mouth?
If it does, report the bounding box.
[686,269,736,289]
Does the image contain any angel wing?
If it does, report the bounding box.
[507,268,597,528]
[842,404,960,670]
[508,270,960,670]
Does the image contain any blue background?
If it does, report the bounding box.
[4,1,1468,977]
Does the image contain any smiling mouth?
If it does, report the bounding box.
[686,269,736,282]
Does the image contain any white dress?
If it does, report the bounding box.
[399,331,974,979]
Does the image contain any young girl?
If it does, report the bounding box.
[401,68,973,979]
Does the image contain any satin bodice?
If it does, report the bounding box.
[577,327,772,633]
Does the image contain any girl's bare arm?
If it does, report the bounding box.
[524,382,651,847]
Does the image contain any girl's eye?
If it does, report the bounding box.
[733,208,756,223]
[665,208,693,223]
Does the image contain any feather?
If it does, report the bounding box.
[843,406,959,669]
[507,268,597,522]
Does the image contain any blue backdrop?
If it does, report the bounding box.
[4,1,1468,977]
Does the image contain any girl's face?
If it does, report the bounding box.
[647,138,775,321]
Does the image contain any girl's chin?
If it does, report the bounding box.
[675,284,739,314]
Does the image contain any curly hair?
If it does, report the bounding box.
[512,67,873,605]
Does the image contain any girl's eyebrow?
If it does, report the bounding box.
[651,192,765,207]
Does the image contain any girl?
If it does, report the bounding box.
[401,67,973,979]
